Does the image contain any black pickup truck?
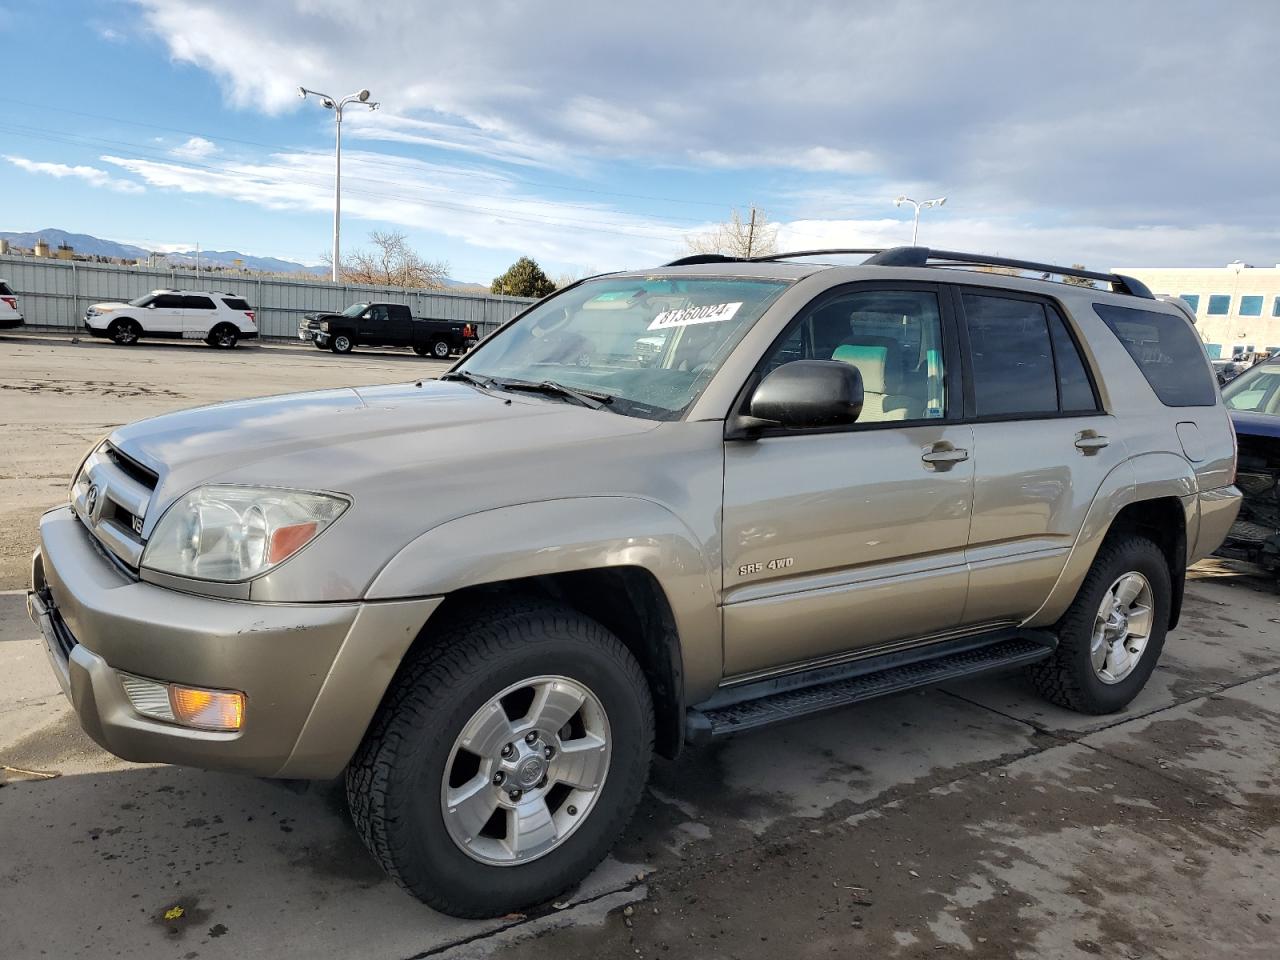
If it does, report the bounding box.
[300,302,477,357]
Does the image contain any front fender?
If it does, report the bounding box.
[1027,452,1197,627]
[366,496,723,702]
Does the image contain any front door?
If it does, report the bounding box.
[143,293,185,335]
[362,304,391,345]
[722,284,975,679]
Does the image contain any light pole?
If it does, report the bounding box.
[299,86,380,282]
[894,195,947,246]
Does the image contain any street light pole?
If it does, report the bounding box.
[894,195,947,245]
[299,86,380,282]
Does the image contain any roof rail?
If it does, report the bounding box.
[863,246,1154,299]
[663,248,883,267]
[663,253,742,266]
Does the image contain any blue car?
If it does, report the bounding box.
[1219,355,1280,574]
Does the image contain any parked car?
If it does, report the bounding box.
[0,279,23,329]
[84,290,258,348]
[1212,358,1246,385]
[300,301,476,357]
[29,246,1239,919]
[1217,354,1280,574]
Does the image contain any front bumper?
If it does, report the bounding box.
[29,506,440,778]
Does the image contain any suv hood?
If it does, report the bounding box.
[90,301,130,312]
[111,380,660,514]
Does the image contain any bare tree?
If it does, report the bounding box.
[325,230,449,289]
[684,208,778,259]
[1060,264,1097,288]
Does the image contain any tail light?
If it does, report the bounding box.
[244,311,256,324]
[462,323,474,339]
[1,296,16,310]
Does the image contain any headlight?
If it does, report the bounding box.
[319,321,330,331]
[141,486,349,582]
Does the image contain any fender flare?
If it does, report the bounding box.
[366,496,723,702]
[1027,452,1197,626]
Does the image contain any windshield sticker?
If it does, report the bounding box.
[648,301,743,330]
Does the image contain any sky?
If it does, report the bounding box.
[0,0,1276,284]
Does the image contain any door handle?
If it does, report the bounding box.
[1074,432,1110,453]
[921,444,969,469]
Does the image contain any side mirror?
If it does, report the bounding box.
[734,360,864,436]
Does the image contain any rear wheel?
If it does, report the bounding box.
[1028,535,1171,714]
[431,339,451,359]
[331,334,353,354]
[208,323,239,349]
[346,600,653,918]
[108,318,141,345]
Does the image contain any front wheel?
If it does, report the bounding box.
[412,344,429,357]
[108,318,141,345]
[346,601,654,918]
[1028,534,1171,714]
[330,334,353,354]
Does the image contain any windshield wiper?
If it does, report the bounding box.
[497,379,613,410]
[439,370,497,390]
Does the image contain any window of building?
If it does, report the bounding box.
[1204,343,1222,359]
[1180,294,1200,313]
[963,293,1057,417]
[1093,303,1217,406]
[1207,295,1231,315]
[1272,296,1280,318]
[1239,295,1263,316]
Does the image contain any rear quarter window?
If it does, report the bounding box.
[1093,303,1217,406]
[0,281,13,295]
[221,297,251,311]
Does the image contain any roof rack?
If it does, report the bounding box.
[663,246,1153,298]
[862,246,1154,298]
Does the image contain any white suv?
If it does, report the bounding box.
[0,279,23,330]
[85,290,259,348]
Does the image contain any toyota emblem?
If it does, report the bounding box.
[85,484,100,518]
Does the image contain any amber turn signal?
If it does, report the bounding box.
[169,684,245,731]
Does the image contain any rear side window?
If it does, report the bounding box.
[221,297,251,311]
[1093,303,1217,406]
[183,296,216,310]
[962,293,1057,416]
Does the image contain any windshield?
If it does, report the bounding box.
[457,276,790,419]
[1222,362,1280,416]
[342,302,369,317]
[127,294,154,307]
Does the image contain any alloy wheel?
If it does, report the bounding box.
[1090,571,1155,684]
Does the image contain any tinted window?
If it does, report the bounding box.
[1093,303,1217,406]
[182,296,216,310]
[1047,310,1098,412]
[0,281,12,295]
[963,293,1056,417]
[1239,295,1263,317]
[1207,295,1231,315]
[759,288,947,423]
[153,294,185,309]
[1179,294,1199,313]
[1273,296,1280,318]
[222,297,251,311]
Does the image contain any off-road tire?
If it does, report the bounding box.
[346,599,654,918]
[431,338,451,359]
[108,318,141,345]
[1028,535,1171,714]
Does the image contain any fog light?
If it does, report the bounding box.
[120,673,245,731]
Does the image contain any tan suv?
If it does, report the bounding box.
[28,247,1240,918]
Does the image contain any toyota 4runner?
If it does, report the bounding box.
[29,247,1240,918]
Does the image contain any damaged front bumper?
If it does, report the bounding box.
[1217,444,1280,574]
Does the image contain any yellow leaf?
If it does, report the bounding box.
[164,906,184,921]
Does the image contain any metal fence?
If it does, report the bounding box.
[0,254,535,340]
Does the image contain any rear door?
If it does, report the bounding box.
[956,287,1124,625]
[181,295,218,338]
[142,293,186,335]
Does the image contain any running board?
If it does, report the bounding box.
[686,634,1054,741]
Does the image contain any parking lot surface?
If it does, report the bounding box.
[2,335,1278,959]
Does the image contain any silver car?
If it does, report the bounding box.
[29,247,1240,917]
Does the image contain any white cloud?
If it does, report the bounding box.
[4,155,144,194]
[170,136,218,160]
